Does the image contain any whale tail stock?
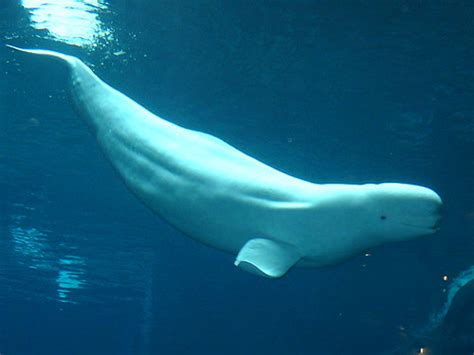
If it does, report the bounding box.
[6,44,107,126]
[6,44,74,62]
[5,44,84,76]
[6,44,97,84]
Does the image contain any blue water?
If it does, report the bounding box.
[1,1,474,354]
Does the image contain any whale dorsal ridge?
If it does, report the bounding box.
[234,238,301,278]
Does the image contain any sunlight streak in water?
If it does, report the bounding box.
[10,225,52,269]
[21,0,113,48]
[9,223,86,303]
[56,256,85,303]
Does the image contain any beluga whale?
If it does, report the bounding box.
[7,45,442,278]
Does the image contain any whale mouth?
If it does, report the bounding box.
[402,221,441,232]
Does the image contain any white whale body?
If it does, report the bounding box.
[7,45,442,278]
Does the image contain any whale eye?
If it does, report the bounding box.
[380,215,387,220]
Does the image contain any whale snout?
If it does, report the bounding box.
[372,183,443,240]
[412,186,441,223]
[409,185,442,231]
[404,186,442,231]
[429,201,443,231]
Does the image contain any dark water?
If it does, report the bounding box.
[1,1,474,354]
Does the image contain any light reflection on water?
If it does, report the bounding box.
[21,0,113,48]
[10,224,52,270]
[56,256,85,303]
[9,222,86,303]
[3,206,155,306]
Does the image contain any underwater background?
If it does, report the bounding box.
[1,1,474,354]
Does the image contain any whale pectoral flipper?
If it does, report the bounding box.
[234,238,301,278]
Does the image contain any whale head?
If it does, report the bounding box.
[363,183,442,243]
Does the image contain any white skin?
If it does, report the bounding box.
[7,46,442,278]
